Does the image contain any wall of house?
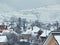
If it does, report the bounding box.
[0,42,8,45]
[48,37,56,45]
[22,34,31,39]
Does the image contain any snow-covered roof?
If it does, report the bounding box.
[40,30,51,37]
[0,36,8,42]
[2,30,10,33]
[21,26,40,37]
[54,36,60,45]
[31,32,38,36]
[20,39,28,42]
[21,29,32,34]
[0,33,3,35]
[2,29,18,36]
[32,26,40,32]
[50,26,54,31]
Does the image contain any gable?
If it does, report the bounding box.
[48,36,56,45]
[43,34,57,45]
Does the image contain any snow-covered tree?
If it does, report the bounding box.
[2,30,19,45]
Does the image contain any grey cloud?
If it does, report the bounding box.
[0,0,60,10]
[0,0,60,23]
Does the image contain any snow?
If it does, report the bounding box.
[0,36,8,42]
[40,30,47,37]
[2,29,13,34]
[21,26,40,37]
[2,29,18,35]
[32,32,38,37]
[54,36,60,45]
[33,26,40,32]
[8,26,11,29]
[21,26,52,37]
[20,39,28,42]
[50,26,54,31]
[0,33,2,35]
[2,30,10,33]
[40,30,51,37]
[21,29,32,34]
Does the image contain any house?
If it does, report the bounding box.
[21,26,41,45]
[0,25,7,33]
[20,29,31,45]
[40,30,51,44]
[21,29,32,39]
[20,39,30,45]
[0,25,7,30]
[21,26,40,39]
[43,31,60,45]
[0,36,8,45]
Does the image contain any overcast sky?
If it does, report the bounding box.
[0,0,60,23]
[0,0,60,10]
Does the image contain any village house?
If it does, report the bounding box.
[21,29,32,42]
[43,30,60,45]
[20,26,41,45]
[0,25,7,30]
[0,25,7,36]
[0,25,7,33]
[21,26,40,40]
